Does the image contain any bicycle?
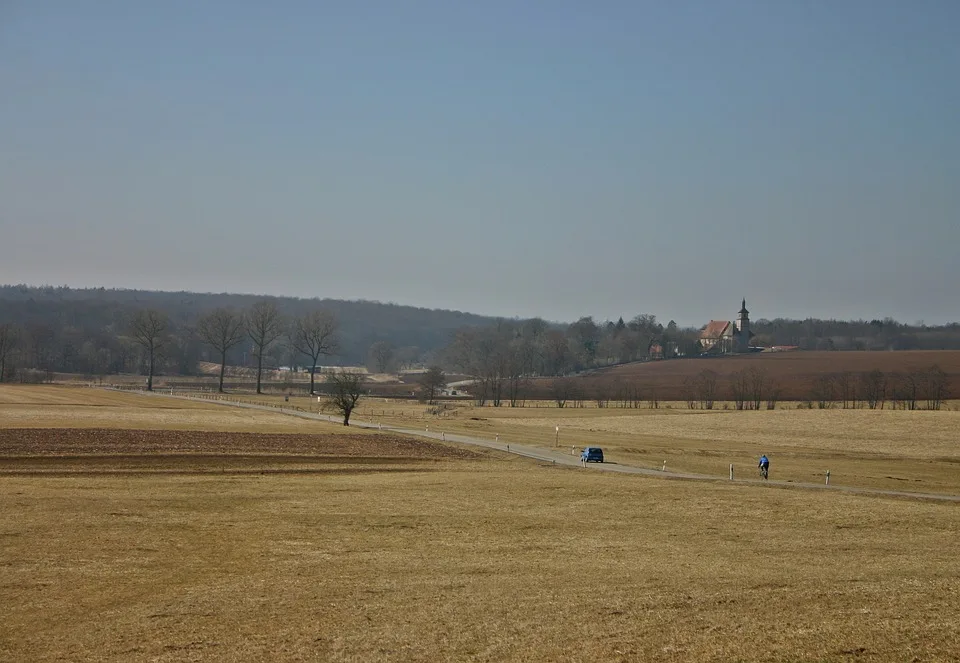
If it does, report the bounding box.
[759,465,769,480]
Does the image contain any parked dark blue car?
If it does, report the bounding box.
[581,447,604,463]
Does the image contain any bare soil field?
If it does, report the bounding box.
[0,427,476,459]
[545,350,960,401]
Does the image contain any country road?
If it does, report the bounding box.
[125,389,960,504]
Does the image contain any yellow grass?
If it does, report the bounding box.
[0,385,350,434]
[2,464,958,662]
[1,385,958,661]
[220,393,960,495]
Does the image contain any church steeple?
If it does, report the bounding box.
[734,298,751,352]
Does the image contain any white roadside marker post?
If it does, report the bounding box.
[662,460,667,472]
[730,464,734,480]
[826,470,830,486]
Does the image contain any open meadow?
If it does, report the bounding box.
[1,385,958,662]
[215,391,960,496]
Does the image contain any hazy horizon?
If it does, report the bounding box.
[3,2,958,327]
[4,280,957,329]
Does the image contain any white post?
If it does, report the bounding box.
[378,422,382,431]
[496,434,500,443]
[555,425,559,447]
[825,470,830,486]
[729,464,734,480]
[662,460,667,472]
[441,432,445,441]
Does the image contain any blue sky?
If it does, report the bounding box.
[2,1,958,325]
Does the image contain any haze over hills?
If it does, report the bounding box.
[0,284,501,369]
[1,284,959,377]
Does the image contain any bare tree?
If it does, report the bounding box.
[860,369,886,410]
[196,308,245,393]
[292,310,339,394]
[325,370,364,425]
[696,370,719,409]
[246,300,285,395]
[749,367,766,411]
[367,341,395,374]
[646,386,659,409]
[765,379,782,410]
[888,371,906,410]
[924,364,949,410]
[834,371,856,409]
[551,377,572,408]
[593,380,611,408]
[0,323,20,383]
[129,310,168,391]
[901,369,923,411]
[730,369,750,410]
[810,375,835,409]
[418,366,446,404]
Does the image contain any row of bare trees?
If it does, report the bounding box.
[807,366,949,410]
[682,368,782,410]
[130,301,339,394]
[676,366,950,411]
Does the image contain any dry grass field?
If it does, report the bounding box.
[1,385,958,662]
[0,385,347,434]
[223,392,960,496]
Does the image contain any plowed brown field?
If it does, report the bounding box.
[0,428,481,476]
[0,428,478,459]
[559,350,960,401]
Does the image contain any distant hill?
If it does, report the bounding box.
[0,284,502,369]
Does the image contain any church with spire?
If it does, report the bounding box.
[699,298,755,354]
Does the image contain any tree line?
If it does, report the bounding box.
[676,366,950,411]
[2,285,960,390]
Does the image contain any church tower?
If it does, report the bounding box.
[734,298,750,352]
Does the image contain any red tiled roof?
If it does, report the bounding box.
[700,320,731,339]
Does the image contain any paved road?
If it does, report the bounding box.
[124,389,960,504]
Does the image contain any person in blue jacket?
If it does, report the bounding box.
[758,454,770,479]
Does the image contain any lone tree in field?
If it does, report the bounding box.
[197,308,245,393]
[129,310,168,391]
[418,366,447,404]
[325,370,365,426]
[0,323,20,383]
[292,310,339,394]
[246,300,285,394]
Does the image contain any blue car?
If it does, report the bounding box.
[581,447,604,463]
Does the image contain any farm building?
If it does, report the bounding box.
[700,299,755,354]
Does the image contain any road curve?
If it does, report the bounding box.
[120,389,960,504]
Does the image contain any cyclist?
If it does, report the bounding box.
[758,454,770,480]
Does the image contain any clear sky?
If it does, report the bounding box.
[2,1,958,326]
